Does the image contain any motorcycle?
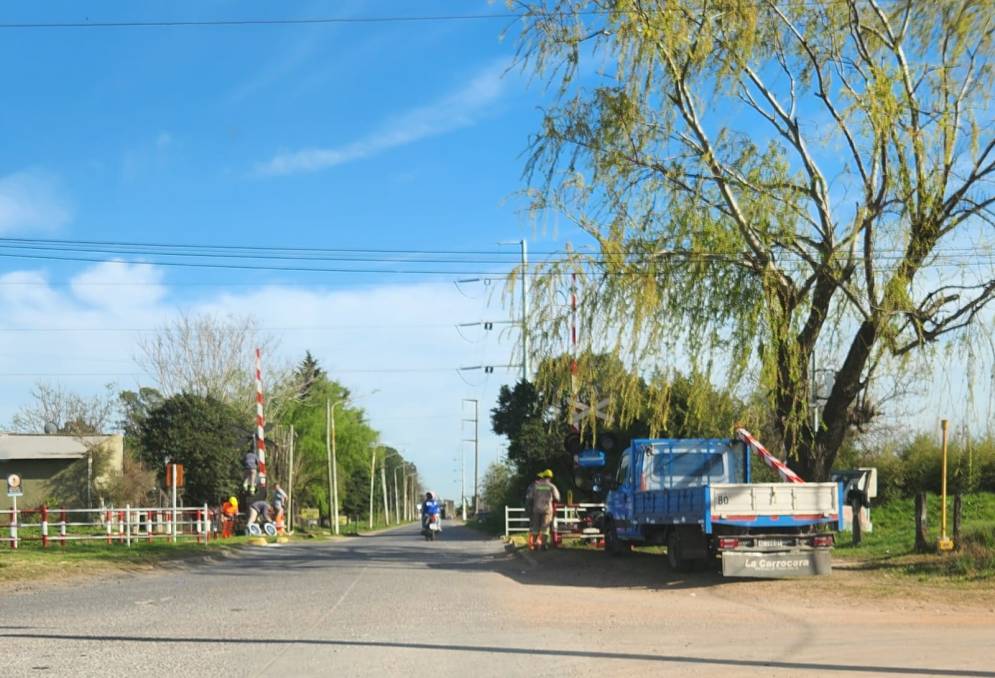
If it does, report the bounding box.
[422,513,442,541]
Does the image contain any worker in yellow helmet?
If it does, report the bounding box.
[525,469,560,551]
[221,496,239,538]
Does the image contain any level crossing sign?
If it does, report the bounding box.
[6,473,23,497]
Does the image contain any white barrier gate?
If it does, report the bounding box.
[504,503,604,541]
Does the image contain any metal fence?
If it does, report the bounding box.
[504,503,605,541]
[0,504,214,549]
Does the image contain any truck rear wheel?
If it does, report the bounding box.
[668,528,708,572]
[605,520,631,556]
[667,530,688,571]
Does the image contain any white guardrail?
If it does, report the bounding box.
[505,503,604,541]
[0,505,215,549]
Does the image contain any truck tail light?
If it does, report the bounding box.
[811,534,834,547]
[717,537,739,550]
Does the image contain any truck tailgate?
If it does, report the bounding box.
[709,482,841,527]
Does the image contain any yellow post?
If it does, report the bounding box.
[938,419,954,552]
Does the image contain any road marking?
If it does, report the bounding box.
[250,565,368,678]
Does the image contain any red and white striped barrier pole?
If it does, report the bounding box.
[735,428,805,484]
[9,500,18,550]
[59,507,67,547]
[106,509,113,544]
[255,347,267,488]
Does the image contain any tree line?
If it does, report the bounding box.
[8,314,414,524]
[482,351,995,512]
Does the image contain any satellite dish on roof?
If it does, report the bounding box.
[44,422,58,434]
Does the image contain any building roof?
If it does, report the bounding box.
[0,434,116,461]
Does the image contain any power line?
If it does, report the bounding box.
[0,322,460,332]
[0,365,520,377]
[0,242,989,275]
[0,13,525,30]
[0,2,966,30]
[2,235,989,258]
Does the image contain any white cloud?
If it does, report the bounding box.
[0,263,511,496]
[256,59,511,176]
[70,260,167,309]
[0,170,71,234]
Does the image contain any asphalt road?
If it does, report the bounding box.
[2,523,994,678]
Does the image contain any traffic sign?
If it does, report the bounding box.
[6,473,23,497]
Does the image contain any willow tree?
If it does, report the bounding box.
[512,0,994,479]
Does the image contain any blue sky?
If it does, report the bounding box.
[0,1,566,499]
[0,1,991,501]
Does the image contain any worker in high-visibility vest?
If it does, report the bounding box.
[221,496,239,538]
[525,469,560,551]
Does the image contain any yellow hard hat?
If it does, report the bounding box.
[229,496,238,507]
[539,469,553,479]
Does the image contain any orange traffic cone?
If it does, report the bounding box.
[275,510,285,535]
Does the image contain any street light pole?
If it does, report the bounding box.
[369,444,377,529]
[520,238,529,383]
[393,465,401,524]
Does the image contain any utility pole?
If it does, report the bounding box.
[380,461,390,525]
[393,465,401,525]
[330,405,340,535]
[369,444,377,529]
[288,425,295,533]
[455,450,466,520]
[326,399,334,532]
[402,464,408,522]
[462,398,479,515]
[520,238,529,383]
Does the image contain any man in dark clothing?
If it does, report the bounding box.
[243,448,258,494]
[525,469,561,550]
[247,500,272,530]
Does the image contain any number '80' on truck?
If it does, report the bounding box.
[603,434,843,577]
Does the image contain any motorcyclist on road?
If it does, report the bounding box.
[421,492,441,533]
[526,469,560,551]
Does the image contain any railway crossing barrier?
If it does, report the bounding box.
[0,504,214,549]
[504,503,605,542]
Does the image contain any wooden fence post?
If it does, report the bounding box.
[953,494,962,550]
[914,493,929,553]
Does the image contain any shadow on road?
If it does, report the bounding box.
[191,523,748,592]
[1,631,990,677]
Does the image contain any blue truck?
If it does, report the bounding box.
[603,437,843,577]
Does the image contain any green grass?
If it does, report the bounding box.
[0,536,253,584]
[835,492,995,580]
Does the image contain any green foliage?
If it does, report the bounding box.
[294,351,325,400]
[490,352,751,506]
[855,435,995,500]
[836,492,995,579]
[138,393,248,504]
[45,447,113,507]
[278,353,400,523]
[45,447,157,509]
[119,387,164,447]
[481,460,515,512]
[513,0,995,481]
